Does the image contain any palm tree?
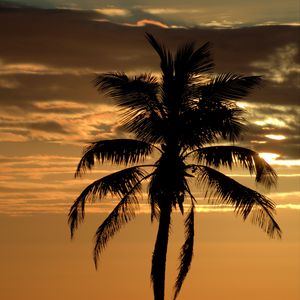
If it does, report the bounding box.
[68,33,281,300]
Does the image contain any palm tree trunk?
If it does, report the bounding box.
[151,206,171,300]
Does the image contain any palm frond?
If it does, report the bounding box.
[94,72,158,97]
[173,206,194,300]
[174,41,214,78]
[93,192,138,269]
[68,166,147,238]
[194,165,281,238]
[94,72,165,118]
[145,33,173,79]
[201,74,262,102]
[198,96,246,142]
[172,42,214,112]
[120,110,166,144]
[194,146,277,188]
[75,139,154,177]
[177,103,245,149]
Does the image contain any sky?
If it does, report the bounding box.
[0,1,299,299]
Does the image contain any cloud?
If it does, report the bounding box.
[265,134,286,140]
[32,100,86,113]
[124,19,170,28]
[26,121,66,133]
[0,8,299,106]
[94,8,131,17]
[142,8,203,15]
[0,78,20,88]
[0,100,123,144]
[0,7,298,159]
[235,103,300,159]
[0,132,28,142]
[251,44,300,83]
[199,20,244,28]
[0,5,299,218]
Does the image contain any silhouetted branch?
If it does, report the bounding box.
[194,165,281,238]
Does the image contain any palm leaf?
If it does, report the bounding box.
[93,72,166,143]
[93,191,139,269]
[68,166,147,238]
[198,95,246,142]
[194,165,281,238]
[172,42,214,113]
[173,206,194,300]
[177,103,245,149]
[94,72,158,99]
[174,41,214,78]
[145,33,177,116]
[201,73,262,102]
[94,72,165,118]
[194,146,277,188]
[120,110,166,144]
[75,139,153,176]
[145,33,173,79]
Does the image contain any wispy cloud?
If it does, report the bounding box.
[251,44,300,83]
[94,8,131,17]
[0,102,121,143]
[0,5,299,216]
[198,20,243,28]
[142,8,204,15]
[33,100,87,112]
[238,103,300,160]
[0,78,20,89]
[0,62,100,76]
[124,19,170,28]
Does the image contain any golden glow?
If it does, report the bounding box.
[250,140,267,144]
[258,155,300,166]
[270,159,300,166]
[236,101,253,109]
[254,118,287,127]
[143,8,203,14]
[259,152,280,163]
[124,19,170,28]
[34,101,86,110]
[265,134,286,140]
[94,8,130,16]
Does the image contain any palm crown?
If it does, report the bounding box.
[68,33,281,300]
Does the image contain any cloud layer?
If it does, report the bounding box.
[0,5,299,215]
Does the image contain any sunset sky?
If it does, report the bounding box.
[0,1,299,299]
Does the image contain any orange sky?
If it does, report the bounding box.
[0,2,299,300]
[0,211,299,300]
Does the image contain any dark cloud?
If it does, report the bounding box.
[0,6,299,160]
[26,121,66,133]
[0,74,102,105]
[0,8,298,102]
[2,0,299,26]
[0,119,66,133]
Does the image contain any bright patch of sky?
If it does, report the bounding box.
[265,134,287,140]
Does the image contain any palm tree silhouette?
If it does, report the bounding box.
[68,33,281,300]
